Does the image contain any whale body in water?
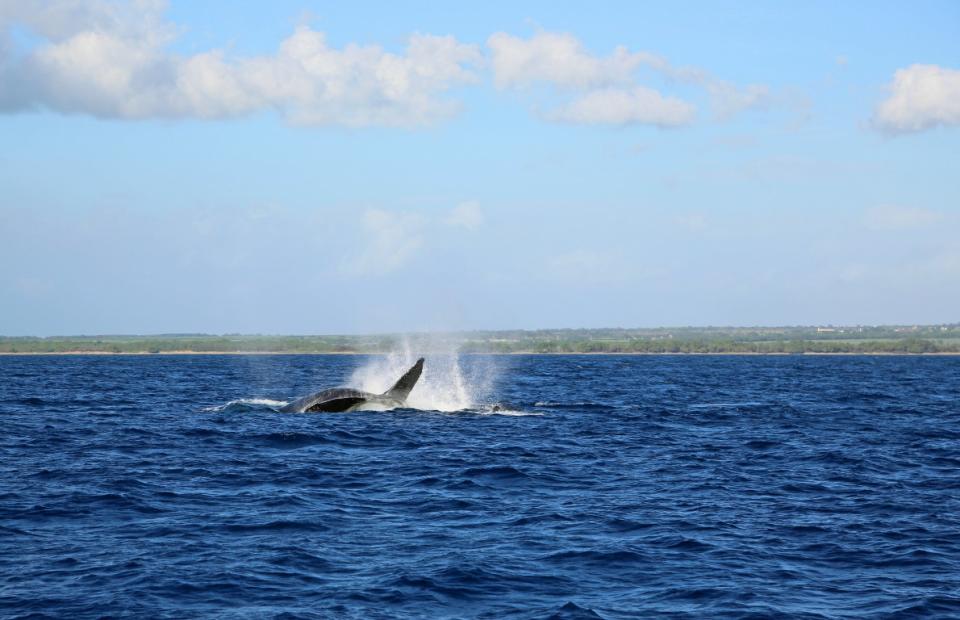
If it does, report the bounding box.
[280,358,424,413]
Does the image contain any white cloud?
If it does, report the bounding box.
[486,30,692,127]
[445,201,484,229]
[873,64,960,133]
[864,205,945,231]
[632,51,770,119]
[0,2,481,126]
[486,30,767,126]
[0,5,772,129]
[246,29,482,127]
[0,0,171,41]
[704,82,769,120]
[487,31,642,90]
[548,86,695,127]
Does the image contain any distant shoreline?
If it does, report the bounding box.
[2,351,959,357]
[3,325,957,355]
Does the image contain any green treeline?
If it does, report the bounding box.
[0,335,392,354]
[460,337,954,354]
[1,325,958,354]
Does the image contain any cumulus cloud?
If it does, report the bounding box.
[485,31,768,126]
[487,31,642,90]
[873,64,960,133]
[0,1,481,126]
[626,51,770,119]
[0,0,170,41]
[0,4,771,129]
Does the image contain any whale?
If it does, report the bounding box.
[280,358,424,413]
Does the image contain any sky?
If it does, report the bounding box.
[1,1,958,336]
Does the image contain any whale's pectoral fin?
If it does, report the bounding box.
[382,358,424,402]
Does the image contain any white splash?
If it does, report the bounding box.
[203,398,288,412]
[478,406,542,417]
[349,337,495,412]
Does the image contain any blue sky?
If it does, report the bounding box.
[1,1,958,335]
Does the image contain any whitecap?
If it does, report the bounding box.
[203,398,288,412]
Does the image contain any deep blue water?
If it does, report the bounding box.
[2,354,959,619]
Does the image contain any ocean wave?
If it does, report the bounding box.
[203,398,288,412]
[252,431,333,449]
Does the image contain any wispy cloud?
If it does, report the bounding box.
[864,205,945,231]
[341,209,427,277]
[341,202,485,277]
[541,248,660,284]
[631,50,770,120]
[445,201,485,230]
[547,86,694,127]
[673,213,708,232]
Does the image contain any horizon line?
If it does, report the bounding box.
[3,322,958,340]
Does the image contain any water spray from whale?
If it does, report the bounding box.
[209,338,521,414]
[278,339,502,412]
[280,358,425,413]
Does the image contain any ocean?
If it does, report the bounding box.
[2,354,958,619]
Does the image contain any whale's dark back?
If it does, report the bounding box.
[282,388,371,413]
